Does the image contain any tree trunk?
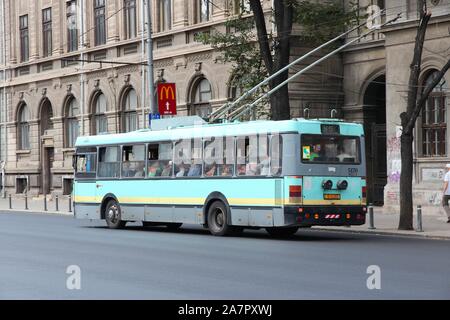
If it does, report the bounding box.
[398,2,430,230]
[399,130,414,230]
[249,0,292,121]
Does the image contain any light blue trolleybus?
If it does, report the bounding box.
[73,117,367,236]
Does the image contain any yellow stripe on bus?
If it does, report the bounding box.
[74,196,361,206]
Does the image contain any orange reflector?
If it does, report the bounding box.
[346,214,351,219]
[314,214,319,219]
[305,213,310,219]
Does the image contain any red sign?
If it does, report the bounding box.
[157,83,177,115]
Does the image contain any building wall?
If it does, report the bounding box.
[0,0,261,195]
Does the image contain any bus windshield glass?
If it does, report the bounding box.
[301,135,360,164]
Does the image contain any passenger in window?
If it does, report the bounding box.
[221,164,233,177]
[259,155,270,176]
[135,164,145,177]
[148,161,162,177]
[246,162,258,176]
[237,164,246,176]
[188,163,202,177]
[122,161,131,177]
[337,144,353,162]
[176,162,187,177]
[205,163,217,177]
[161,161,173,177]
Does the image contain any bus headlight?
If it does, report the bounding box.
[337,180,348,190]
[322,180,333,190]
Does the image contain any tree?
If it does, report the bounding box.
[199,1,359,121]
[399,0,450,230]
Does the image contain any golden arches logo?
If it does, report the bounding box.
[159,85,175,100]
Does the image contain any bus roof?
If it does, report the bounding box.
[74,118,364,147]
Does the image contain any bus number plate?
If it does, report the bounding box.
[324,194,341,200]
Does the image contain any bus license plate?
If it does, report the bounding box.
[324,194,341,200]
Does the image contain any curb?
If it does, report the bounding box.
[311,226,450,241]
[0,209,73,217]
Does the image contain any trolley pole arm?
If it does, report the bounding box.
[208,11,385,123]
[229,13,402,121]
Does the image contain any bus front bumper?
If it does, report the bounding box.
[284,205,367,227]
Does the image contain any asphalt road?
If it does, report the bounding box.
[1,211,449,299]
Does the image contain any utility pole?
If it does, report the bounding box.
[141,0,146,129]
[146,0,156,121]
[79,0,86,136]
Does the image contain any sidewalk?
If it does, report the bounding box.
[0,194,73,216]
[313,207,450,240]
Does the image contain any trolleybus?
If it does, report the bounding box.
[73,117,367,236]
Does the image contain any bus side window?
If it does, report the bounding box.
[187,139,202,177]
[122,145,145,178]
[98,146,120,178]
[75,153,96,179]
[158,142,173,177]
[270,134,282,176]
[204,137,234,177]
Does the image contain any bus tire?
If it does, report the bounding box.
[166,223,182,231]
[266,226,299,237]
[207,200,232,236]
[105,199,126,229]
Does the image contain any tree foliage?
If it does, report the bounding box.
[197,1,361,120]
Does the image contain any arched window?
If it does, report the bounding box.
[40,99,53,136]
[94,92,108,135]
[122,88,137,132]
[421,70,448,156]
[191,78,212,118]
[66,98,80,148]
[18,104,30,150]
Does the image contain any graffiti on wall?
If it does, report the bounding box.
[387,130,401,184]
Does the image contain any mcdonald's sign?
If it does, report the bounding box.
[157,83,177,115]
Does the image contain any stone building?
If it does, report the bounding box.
[0,0,343,197]
[1,0,449,216]
[343,0,450,213]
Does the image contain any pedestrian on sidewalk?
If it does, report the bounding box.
[442,164,450,223]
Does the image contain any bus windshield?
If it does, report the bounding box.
[301,134,360,164]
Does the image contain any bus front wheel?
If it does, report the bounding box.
[266,226,299,237]
[207,201,232,236]
[105,199,126,229]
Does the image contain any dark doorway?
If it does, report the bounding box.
[40,99,54,195]
[363,75,387,206]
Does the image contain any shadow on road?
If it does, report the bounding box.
[82,224,364,242]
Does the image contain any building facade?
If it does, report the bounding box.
[0,0,257,196]
[343,0,450,213]
[1,0,449,216]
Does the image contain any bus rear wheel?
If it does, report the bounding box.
[207,201,232,236]
[105,199,126,229]
[266,226,299,237]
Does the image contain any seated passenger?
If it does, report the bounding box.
[237,164,246,176]
[134,164,145,177]
[187,164,202,177]
[176,162,187,177]
[148,161,162,177]
[205,163,217,177]
[246,162,258,176]
[161,161,173,177]
[259,156,270,176]
[221,164,233,177]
